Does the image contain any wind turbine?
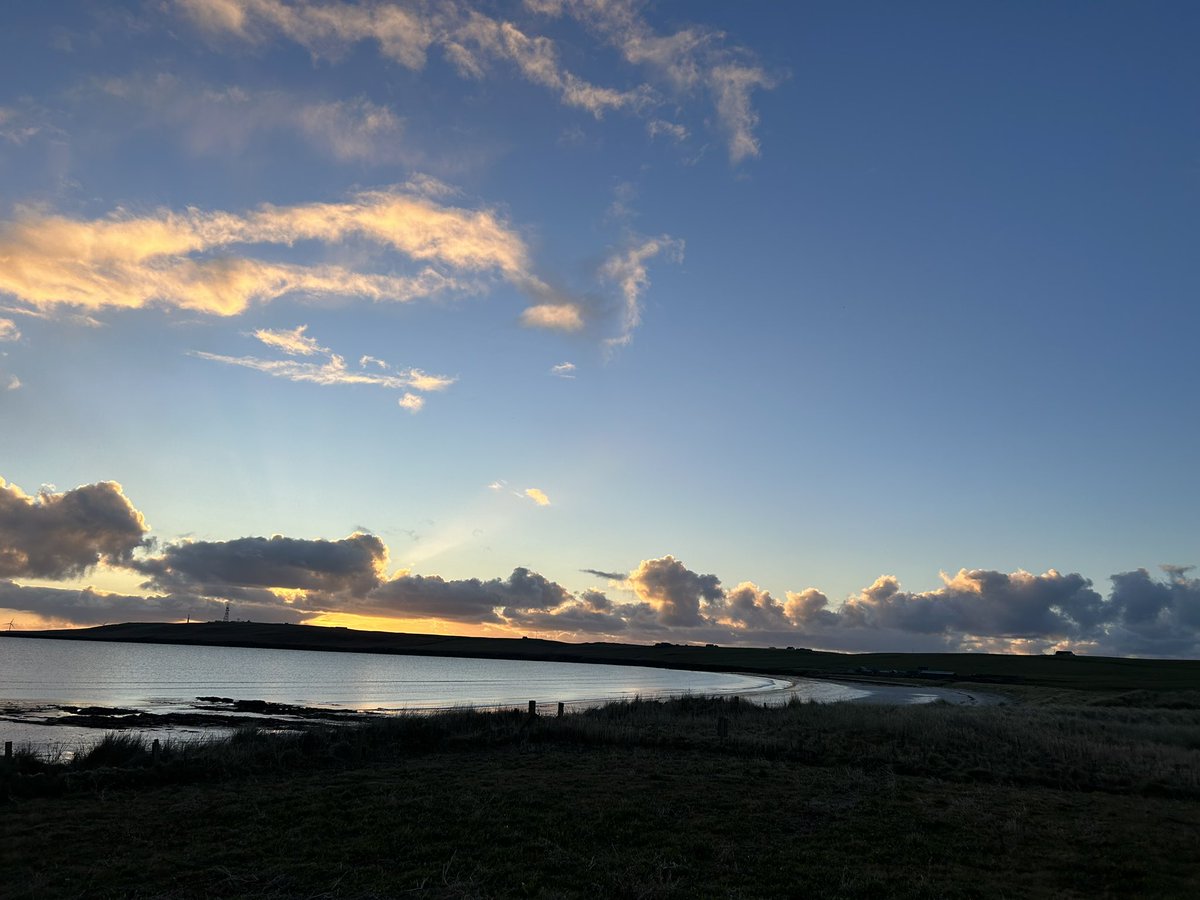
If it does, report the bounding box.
[5,618,14,632]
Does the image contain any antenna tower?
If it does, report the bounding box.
[223,602,230,623]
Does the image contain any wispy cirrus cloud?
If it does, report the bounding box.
[527,0,779,162]
[176,0,646,118]
[602,235,683,350]
[549,361,575,378]
[194,326,454,411]
[174,0,777,163]
[0,318,19,342]
[0,182,543,318]
[93,73,410,165]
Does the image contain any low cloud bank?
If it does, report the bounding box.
[2,475,1197,657]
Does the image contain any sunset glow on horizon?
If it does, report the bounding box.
[1,2,1197,657]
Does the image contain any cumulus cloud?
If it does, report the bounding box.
[361,566,572,623]
[0,318,19,341]
[398,392,425,412]
[837,569,1106,642]
[524,488,551,506]
[1105,566,1200,656]
[0,184,538,317]
[628,555,723,627]
[135,532,388,599]
[0,478,149,579]
[720,581,789,630]
[2,375,18,391]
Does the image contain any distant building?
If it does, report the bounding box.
[1054,649,1075,657]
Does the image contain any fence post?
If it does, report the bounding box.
[3,741,11,761]
[557,701,565,718]
[528,700,537,718]
[151,738,161,763]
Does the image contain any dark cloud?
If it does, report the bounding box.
[0,579,300,626]
[135,533,387,598]
[580,589,612,611]
[628,556,723,626]
[0,478,148,579]
[580,568,625,581]
[363,567,572,624]
[1104,567,1200,656]
[837,569,1105,641]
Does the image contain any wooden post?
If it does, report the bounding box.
[557,701,565,718]
[151,738,161,763]
[717,717,729,740]
[3,741,11,761]
[528,700,537,717]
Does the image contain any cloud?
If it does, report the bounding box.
[628,555,723,627]
[0,580,213,627]
[398,392,425,412]
[175,1,777,164]
[0,318,19,341]
[361,566,572,623]
[550,361,576,378]
[135,532,388,599]
[837,569,1106,641]
[600,235,683,349]
[94,74,408,164]
[0,105,42,144]
[194,346,454,396]
[177,1,648,118]
[2,375,18,391]
[720,581,789,630]
[524,488,551,506]
[0,184,538,317]
[529,0,779,163]
[0,478,149,579]
[580,568,625,581]
[520,303,585,332]
[252,324,325,356]
[1105,567,1200,656]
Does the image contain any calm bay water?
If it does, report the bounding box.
[0,637,786,710]
[0,637,986,753]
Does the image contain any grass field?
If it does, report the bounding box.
[3,693,1199,898]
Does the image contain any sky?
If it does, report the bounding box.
[1,1,1198,657]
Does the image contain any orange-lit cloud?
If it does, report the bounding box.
[524,488,551,507]
[0,185,537,317]
[520,302,585,332]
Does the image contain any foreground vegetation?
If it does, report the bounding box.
[3,692,1199,898]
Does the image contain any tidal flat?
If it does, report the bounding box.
[3,689,1199,899]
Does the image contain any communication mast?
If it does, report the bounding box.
[223,602,230,623]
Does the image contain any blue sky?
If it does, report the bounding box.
[1,1,1197,655]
